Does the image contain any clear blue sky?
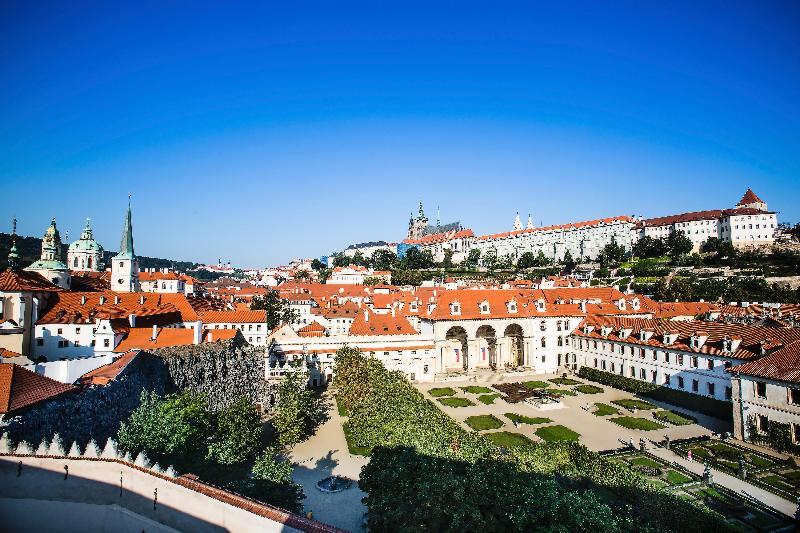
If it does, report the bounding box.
[1,1,798,267]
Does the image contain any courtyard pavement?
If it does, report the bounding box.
[288,393,368,532]
[416,372,732,452]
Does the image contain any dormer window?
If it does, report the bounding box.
[507,300,518,313]
[450,302,461,315]
[479,300,490,315]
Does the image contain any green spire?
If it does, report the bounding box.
[116,197,135,259]
[8,217,19,271]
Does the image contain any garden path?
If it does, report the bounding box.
[288,392,369,532]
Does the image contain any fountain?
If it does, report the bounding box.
[316,475,353,493]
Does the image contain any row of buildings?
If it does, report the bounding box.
[339,188,778,264]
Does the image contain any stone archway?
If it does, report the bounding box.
[504,323,525,368]
[476,325,497,370]
[445,326,469,371]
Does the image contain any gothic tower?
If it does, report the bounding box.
[111,200,140,292]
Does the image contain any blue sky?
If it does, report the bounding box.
[1,1,799,267]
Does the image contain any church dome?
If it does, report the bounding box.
[69,219,104,253]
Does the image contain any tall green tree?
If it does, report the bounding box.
[666,230,693,260]
[371,249,398,271]
[230,447,305,513]
[273,370,321,446]
[562,250,576,273]
[251,289,298,329]
[517,251,537,269]
[207,396,263,465]
[466,248,481,268]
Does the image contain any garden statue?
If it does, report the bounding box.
[639,437,646,452]
[663,435,670,450]
[703,463,713,486]
[737,454,747,480]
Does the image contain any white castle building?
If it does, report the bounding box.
[67,219,104,272]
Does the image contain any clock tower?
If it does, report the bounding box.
[111,199,140,292]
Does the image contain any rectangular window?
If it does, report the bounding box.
[757,415,769,433]
[677,355,683,365]
[678,376,685,389]
[640,368,646,380]
[725,386,731,400]
[707,359,714,370]
[454,349,460,362]
[36,338,43,346]
[692,379,699,393]
[707,383,715,396]
[610,362,615,373]
[104,339,110,348]
[593,358,598,368]
[793,423,800,444]
[755,382,767,399]
[630,366,636,377]
[75,327,81,334]
[664,373,671,386]
[691,357,698,368]
[601,360,607,370]
[789,388,800,405]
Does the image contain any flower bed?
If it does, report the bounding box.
[460,386,494,394]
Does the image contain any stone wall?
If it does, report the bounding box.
[154,336,278,411]
[1,353,168,449]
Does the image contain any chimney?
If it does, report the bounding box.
[151,325,158,341]
[99,296,106,305]
[579,301,587,313]
[139,295,145,304]
[193,321,202,345]
[364,310,369,322]
[208,331,213,342]
[81,295,87,305]
[391,306,396,317]
[128,314,136,327]
[114,295,120,304]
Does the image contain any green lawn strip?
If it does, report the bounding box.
[429,387,456,397]
[684,445,713,460]
[484,431,535,447]
[549,377,582,386]
[548,388,578,396]
[629,456,662,469]
[665,469,693,485]
[652,409,696,426]
[335,395,348,417]
[574,384,604,394]
[504,413,552,425]
[477,393,501,405]
[610,416,667,431]
[748,454,776,469]
[343,424,371,456]
[611,399,657,410]
[593,403,620,416]
[761,475,796,493]
[465,415,504,431]
[460,385,493,394]
[535,424,581,443]
[521,380,550,389]
[438,397,475,408]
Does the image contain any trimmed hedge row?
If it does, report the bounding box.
[578,367,733,421]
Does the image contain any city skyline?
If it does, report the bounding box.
[2,1,799,265]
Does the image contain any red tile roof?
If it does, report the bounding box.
[37,291,199,325]
[737,188,764,206]
[199,309,267,323]
[298,321,326,337]
[0,268,63,292]
[113,327,240,352]
[349,310,417,336]
[0,364,76,414]
[731,342,800,383]
[477,216,634,241]
[641,207,768,227]
[79,350,142,386]
[0,348,24,359]
[403,229,474,245]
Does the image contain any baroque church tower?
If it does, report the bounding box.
[111,200,140,292]
[24,218,71,289]
[407,202,429,240]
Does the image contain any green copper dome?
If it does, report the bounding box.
[69,218,104,252]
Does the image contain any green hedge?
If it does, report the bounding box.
[577,367,733,421]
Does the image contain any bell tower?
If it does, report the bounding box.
[111,199,140,292]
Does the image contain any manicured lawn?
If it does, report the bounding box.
[611,399,656,410]
[652,409,696,426]
[749,454,776,469]
[535,425,581,443]
[548,389,578,396]
[429,387,456,397]
[574,384,604,394]
[485,431,535,447]
[665,469,693,485]
[477,393,501,405]
[549,377,582,386]
[438,397,475,407]
[686,445,713,460]
[629,456,662,468]
[505,413,552,425]
[610,416,667,431]
[521,380,550,389]
[465,415,504,431]
[593,403,620,416]
[335,395,348,417]
[460,385,493,394]
[761,475,795,493]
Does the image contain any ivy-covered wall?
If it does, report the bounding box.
[746,415,800,455]
[1,353,168,449]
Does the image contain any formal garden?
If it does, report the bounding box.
[607,450,793,531]
[335,346,747,531]
[674,438,800,502]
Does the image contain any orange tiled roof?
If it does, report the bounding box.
[641,207,769,227]
[403,229,474,245]
[0,268,63,292]
[113,327,240,352]
[298,321,326,337]
[349,310,417,336]
[139,271,182,281]
[37,291,200,325]
[199,309,267,323]
[477,216,634,241]
[0,348,24,359]
[737,188,764,206]
[0,364,76,414]
[79,350,142,386]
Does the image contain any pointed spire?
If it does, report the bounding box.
[7,217,20,271]
[116,196,135,258]
[418,201,425,219]
[527,214,534,230]
[513,212,523,231]
[436,205,441,227]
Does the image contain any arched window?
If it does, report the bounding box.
[87,257,92,268]
[541,337,547,348]
[73,257,79,267]
[557,336,563,347]
[540,320,547,331]
[161,282,167,289]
